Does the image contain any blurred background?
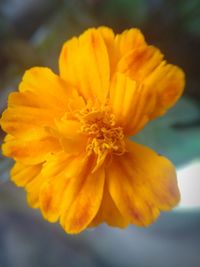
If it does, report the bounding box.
[0,0,200,266]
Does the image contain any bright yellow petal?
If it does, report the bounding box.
[97,27,146,78]
[110,48,184,134]
[2,136,60,164]
[25,158,66,209]
[126,141,180,210]
[25,173,46,208]
[59,162,92,223]
[107,141,180,226]
[0,70,84,139]
[39,175,69,222]
[60,166,105,234]
[39,152,87,222]
[144,63,185,119]
[19,67,74,108]
[90,182,129,228]
[24,152,86,211]
[98,26,115,51]
[0,104,55,138]
[97,26,117,77]
[117,46,163,82]
[11,162,42,187]
[1,68,85,137]
[109,73,155,134]
[109,72,137,126]
[42,151,87,179]
[115,28,146,54]
[59,28,110,104]
[54,119,86,155]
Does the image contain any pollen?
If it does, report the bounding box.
[77,104,127,165]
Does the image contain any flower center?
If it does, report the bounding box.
[76,104,126,166]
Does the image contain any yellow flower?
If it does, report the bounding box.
[0,27,185,234]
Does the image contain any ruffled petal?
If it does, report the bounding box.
[39,152,87,222]
[39,174,69,222]
[41,151,87,179]
[109,72,137,126]
[59,28,110,104]
[25,173,46,208]
[107,141,180,226]
[90,182,129,228]
[144,63,185,119]
[97,27,146,78]
[109,73,155,135]
[53,119,86,155]
[117,46,163,82]
[2,135,60,164]
[115,28,146,56]
[19,67,77,109]
[0,104,55,138]
[110,50,184,134]
[97,26,117,77]
[60,166,105,234]
[24,151,87,210]
[11,162,42,187]
[0,68,85,138]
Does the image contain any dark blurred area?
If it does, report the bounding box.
[0,0,200,267]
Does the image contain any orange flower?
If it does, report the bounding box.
[0,27,185,234]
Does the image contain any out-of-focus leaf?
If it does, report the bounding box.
[179,0,200,37]
[133,97,200,166]
[96,0,148,27]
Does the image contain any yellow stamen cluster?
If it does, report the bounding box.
[77,105,126,164]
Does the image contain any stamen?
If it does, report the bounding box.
[76,104,127,167]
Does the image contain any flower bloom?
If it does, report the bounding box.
[0,27,185,234]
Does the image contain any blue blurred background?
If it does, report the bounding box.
[0,1,200,266]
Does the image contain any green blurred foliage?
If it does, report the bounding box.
[134,98,200,166]
[96,0,148,27]
[179,0,200,37]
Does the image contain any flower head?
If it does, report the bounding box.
[0,27,185,234]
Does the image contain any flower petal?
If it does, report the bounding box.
[54,119,86,155]
[19,67,75,109]
[59,28,110,103]
[115,28,146,56]
[41,151,86,179]
[11,162,42,187]
[25,152,86,211]
[60,166,105,234]
[2,136,60,164]
[0,104,55,138]
[0,66,85,138]
[117,46,163,82]
[110,73,155,134]
[144,63,185,119]
[90,182,129,228]
[107,141,180,226]
[98,27,146,77]
[97,26,117,77]
[109,72,137,126]
[39,152,87,222]
[39,175,69,222]
[26,173,46,208]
